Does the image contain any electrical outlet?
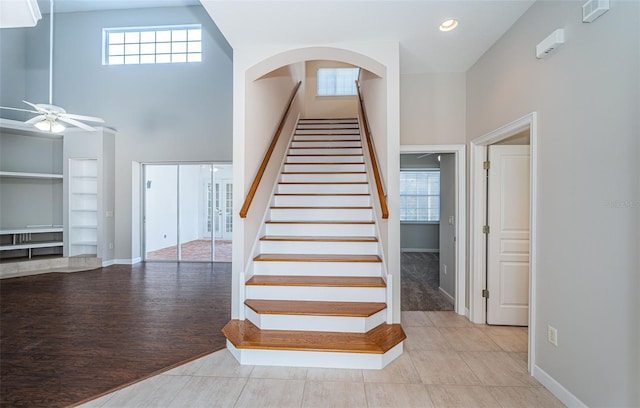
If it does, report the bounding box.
[443,264,447,275]
[547,325,558,346]
[109,242,113,250]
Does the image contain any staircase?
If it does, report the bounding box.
[222,118,405,369]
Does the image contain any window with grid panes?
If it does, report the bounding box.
[103,24,202,65]
[399,170,440,222]
[316,68,359,96]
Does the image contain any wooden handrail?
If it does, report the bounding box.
[355,80,389,219]
[240,81,302,218]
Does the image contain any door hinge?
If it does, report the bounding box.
[482,225,490,234]
[482,289,489,298]
[483,161,490,170]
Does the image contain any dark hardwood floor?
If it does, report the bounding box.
[0,262,231,408]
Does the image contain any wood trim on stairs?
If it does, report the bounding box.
[253,253,381,262]
[244,299,386,317]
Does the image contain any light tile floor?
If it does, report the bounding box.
[80,312,565,408]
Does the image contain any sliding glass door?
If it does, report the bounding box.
[143,163,232,262]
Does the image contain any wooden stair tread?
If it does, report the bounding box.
[260,236,377,242]
[281,171,366,174]
[244,299,386,317]
[222,320,405,354]
[270,206,372,209]
[246,275,385,287]
[254,253,381,262]
[274,193,369,196]
[278,181,367,185]
[265,220,374,224]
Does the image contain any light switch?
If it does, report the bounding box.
[448,216,454,225]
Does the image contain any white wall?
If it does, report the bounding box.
[1,6,234,262]
[304,60,358,118]
[466,1,639,405]
[400,72,466,145]
[439,153,455,298]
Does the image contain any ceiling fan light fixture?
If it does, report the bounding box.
[34,119,65,133]
[439,18,459,32]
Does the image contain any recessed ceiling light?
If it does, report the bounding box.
[439,18,458,32]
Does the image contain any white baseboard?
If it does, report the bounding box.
[533,364,586,407]
[438,287,455,304]
[400,248,439,253]
[102,259,115,267]
[114,257,142,265]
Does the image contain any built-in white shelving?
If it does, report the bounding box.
[0,119,64,261]
[68,159,99,257]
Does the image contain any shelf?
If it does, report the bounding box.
[71,209,98,213]
[72,192,97,196]
[0,241,63,251]
[0,227,63,234]
[0,171,63,179]
[71,225,97,229]
[71,241,97,246]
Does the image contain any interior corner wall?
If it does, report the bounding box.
[400,72,466,145]
[43,5,233,262]
[304,60,358,118]
[241,64,304,269]
[0,27,28,120]
[466,1,639,406]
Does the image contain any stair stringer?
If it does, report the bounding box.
[356,117,394,324]
[239,113,301,320]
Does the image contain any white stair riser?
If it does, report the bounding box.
[227,341,403,369]
[294,135,360,141]
[289,148,362,155]
[253,261,382,276]
[277,184,369,194]
[291,141,361,148]
[245,285,386,302]
[269,208,373,221]
[283,163,365,172]
[297,124,359,129]
[259,240,378,255]
[296,129,360,135]
[299,119,358,124]
[245,307,386,333]
[286,156,363,163]
[264,223,376,236]
[280,173,367,183]
[273,195,371,207]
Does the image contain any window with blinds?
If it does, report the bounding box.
[400,170,440,222]
[316,68,359,96]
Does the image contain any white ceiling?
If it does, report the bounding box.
[201,0,536,73]
[37,0,201,14]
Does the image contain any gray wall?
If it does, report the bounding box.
[1,5,233,261]
[400,153,440,251]
[438,153,455,299]
[466,0,639,405]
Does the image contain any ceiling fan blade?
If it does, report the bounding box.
[22,100,44,112]
[416,153,434,159]
[57,116,97,131]
[61,113,105,123]
[25,115,47,124]
[0,106,40,114]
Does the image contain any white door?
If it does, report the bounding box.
[214,180,233,240]
[487,145,530,326]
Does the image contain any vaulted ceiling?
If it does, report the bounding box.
[4,0,536,74]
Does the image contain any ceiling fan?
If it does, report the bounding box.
[0,0,104,133]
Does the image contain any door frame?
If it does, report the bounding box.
[469,112,538,373]
[400,144,466,315]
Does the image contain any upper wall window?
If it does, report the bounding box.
[103,24,202,65]
[317,68,359,96]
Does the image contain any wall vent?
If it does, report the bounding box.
[583,0,610,23]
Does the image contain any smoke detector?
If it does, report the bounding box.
[583,0,609,23]
[536,29,565,59]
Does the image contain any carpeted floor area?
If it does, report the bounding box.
[401,252,454,311]
[0,262,231,408]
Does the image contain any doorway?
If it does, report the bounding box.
[470,112,537,372]
[143,163,232,262]
[399,145,466,315]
